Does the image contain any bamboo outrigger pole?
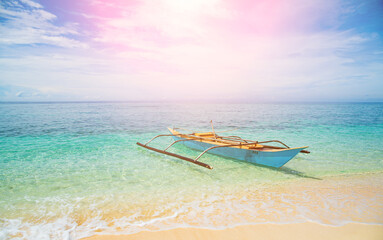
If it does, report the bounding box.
[136,142,213,169]
[210,120,216,139]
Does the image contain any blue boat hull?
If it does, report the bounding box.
[171,136,304,168]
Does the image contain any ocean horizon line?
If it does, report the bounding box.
[1,100,383,104]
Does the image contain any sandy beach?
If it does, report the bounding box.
[83,223,383,240]
[80,172,383,240]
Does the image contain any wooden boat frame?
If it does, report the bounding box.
[136,127,310,170]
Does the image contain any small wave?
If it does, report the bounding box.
[2,174,383,239]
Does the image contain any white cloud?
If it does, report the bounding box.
[86,0,382,101]
[0,0,86,48]
[0,0,381,101]
[20,0,43,9]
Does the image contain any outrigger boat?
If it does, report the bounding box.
[137,124,309,170]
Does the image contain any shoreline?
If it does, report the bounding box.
[3,172,382,239]
[82,222,383,240]
[79,172,383,239]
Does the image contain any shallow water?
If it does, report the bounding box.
[0,102,382,239]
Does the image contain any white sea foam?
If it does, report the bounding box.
[2,174,383,239]
[1,199,382,240]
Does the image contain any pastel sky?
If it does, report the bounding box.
[0,0,382,102]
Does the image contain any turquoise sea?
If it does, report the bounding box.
[1,102,383,239]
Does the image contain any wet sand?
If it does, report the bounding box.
[82,222,383,240]
[80,172,383,240]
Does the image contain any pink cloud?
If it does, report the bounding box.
[3,0,377,101]
[207,0,342,37]
[88,0,140,18]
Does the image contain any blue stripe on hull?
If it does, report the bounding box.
[172,136,302,168]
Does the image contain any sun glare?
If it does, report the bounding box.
[164,0,219,12]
